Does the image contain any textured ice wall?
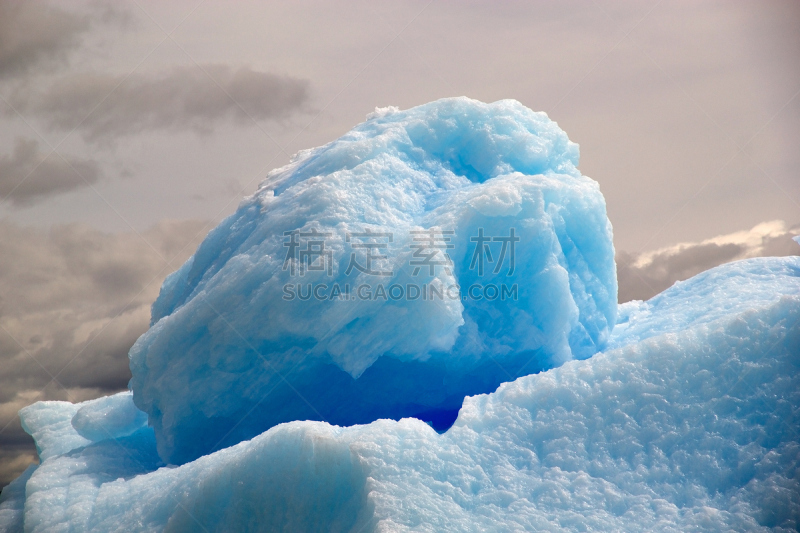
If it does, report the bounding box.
[129,98,617,464]
[0,466,34,533]
[6,257,799,532]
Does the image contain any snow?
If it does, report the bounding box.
[2,98,798,532]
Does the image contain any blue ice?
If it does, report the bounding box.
[3,255,798,532]
[131,97,617,464]
[2,98,798,533]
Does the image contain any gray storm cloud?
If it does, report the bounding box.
[0,0,89,79]
[9,65,310,141]
[0,138,102,206]
[0,219,209,486]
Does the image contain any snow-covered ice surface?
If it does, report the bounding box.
[2,99,799,532]
[130,97,617,464]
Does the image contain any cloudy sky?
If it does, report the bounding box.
[0,0,798,487]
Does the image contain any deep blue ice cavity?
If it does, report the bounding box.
[129,97,617,464]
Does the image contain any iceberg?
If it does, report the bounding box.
[3,256,798,532]
[2,98,798,532]
[130,97,617,464]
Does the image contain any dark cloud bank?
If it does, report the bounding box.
[0,1,309,208]
[0,219,209,487]
[8,65,309,142]
[1,64,308,205]
[0,0,90,79]
[0,137,102,206]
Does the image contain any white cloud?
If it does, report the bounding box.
[617,220,800,303]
